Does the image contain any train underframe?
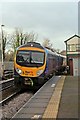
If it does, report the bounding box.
[14,74,47,90]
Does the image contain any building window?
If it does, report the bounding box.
[71,44,76,51]
[67,45,70,51]
[67,44,80,52]
[76,44,80,51]
[67,44,76,51]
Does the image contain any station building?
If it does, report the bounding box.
[65,34,80,76]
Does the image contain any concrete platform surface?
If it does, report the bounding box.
[57,76,78,119]
[12,76,79,119]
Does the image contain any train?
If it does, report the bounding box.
[14,42,66,88]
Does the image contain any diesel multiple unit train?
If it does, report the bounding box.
[14,42,66,88]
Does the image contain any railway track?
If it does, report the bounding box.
[0,90,20,106]
[0,78,21,106]
[1,77,49,119]
[2,70,13,80]
[0,76,40,106]
[0,78,14,91]
[1,91,33,119]
[1,76,57,119]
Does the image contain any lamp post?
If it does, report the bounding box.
[1,24,5,78]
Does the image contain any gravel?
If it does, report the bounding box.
[1,91,33,119]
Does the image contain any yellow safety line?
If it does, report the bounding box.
[42,76,66,119]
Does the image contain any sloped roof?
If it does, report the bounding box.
[64,34,80,43]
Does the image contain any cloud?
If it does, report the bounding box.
[0,0,79,2]
[1,2,78,50]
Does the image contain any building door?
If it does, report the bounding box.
[69,59,73,75]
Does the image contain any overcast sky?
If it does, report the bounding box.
[0,1,79,51]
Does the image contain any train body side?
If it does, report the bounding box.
[44,49,66,76]
[44,48,57,77]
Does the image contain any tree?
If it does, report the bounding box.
[14,28,23,49]
[4,28,38,60]
[42,38,58,52]
[3,37,7,60]
[23,31,38,44]
[5,50,14,61]
[56,49,61,53]
[11,29,38,52]
[1,30,8,61]
[42,38,53,48]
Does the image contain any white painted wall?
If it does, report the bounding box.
[73,58,80,76]
[67,37,80,45]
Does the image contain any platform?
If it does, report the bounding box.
[12,76,79,119]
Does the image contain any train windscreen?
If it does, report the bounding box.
[16,50,45,67]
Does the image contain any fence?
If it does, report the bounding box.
[0,61,14,77]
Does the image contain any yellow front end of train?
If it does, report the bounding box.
[14,43,46,87]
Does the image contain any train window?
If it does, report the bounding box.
[16,51,30,63]
[31,52,44,64]
[16,50,45,67]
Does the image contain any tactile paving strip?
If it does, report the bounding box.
[42,76,65,118]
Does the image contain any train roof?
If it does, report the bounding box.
[45,47,58,56]
[17,42,44,50]
[45,47,66,58]
[59,54,66,58]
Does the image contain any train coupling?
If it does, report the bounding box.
[24,78,33,86]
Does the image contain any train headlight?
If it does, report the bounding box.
[16,68,22,74]
[37,70,43,76]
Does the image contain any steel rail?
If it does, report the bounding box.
[0,90,21,106]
